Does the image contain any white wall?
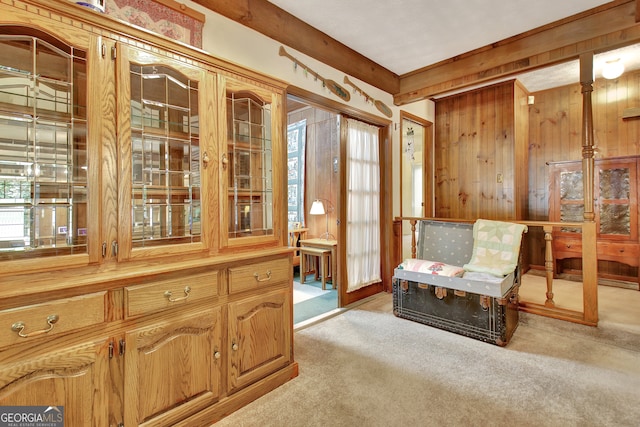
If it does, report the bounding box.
[184,1,435,218]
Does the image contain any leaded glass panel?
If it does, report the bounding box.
[560,170,583,200]
[560,204,584,233]
[0,32,87,259]
[129,63,201,247]
[227,89,273,238]
[600,168,629,200]
[600,203,630,235]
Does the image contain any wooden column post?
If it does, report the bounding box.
[580,52,595,222]
[579,52,598,324]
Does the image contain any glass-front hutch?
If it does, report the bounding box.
[549,156,640,282]
[0,3,294,426]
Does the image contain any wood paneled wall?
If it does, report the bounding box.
[528,68,640,274]
[529,69,640,218]
[287,106,339,239]
[434,80,529,220]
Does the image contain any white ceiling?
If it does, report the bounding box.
[268,0,640,93]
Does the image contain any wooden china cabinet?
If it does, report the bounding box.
[549,156,640,283]
[0,1,296,426]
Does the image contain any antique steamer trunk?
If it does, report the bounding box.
[392,220,521,346]
[392,278,519,346]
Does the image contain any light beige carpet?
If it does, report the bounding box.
[519,272,640,333]
[213,292,640,426]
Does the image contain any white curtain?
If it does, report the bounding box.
[287,119,306,228]
[346,118,381,292]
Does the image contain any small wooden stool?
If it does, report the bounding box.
[299,247,332,290]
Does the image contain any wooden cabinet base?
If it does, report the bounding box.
[175,363,299,426]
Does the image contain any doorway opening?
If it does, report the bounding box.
[287,97,340,325]
[286,87,392,327]
[399,111,433,260]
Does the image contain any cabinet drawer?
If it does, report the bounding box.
[229,257,291,294]
[554,238,640,267]
[0,292,106,347]
[125,271,218,318]
[553,238,582,259]
[597,241,640,266]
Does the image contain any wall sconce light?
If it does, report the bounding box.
[602,58,624,80]
[310,199,334,240]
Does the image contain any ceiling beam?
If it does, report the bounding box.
[192,0,400,94]
[395,0,640,105]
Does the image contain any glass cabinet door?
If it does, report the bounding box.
[0,30,88,261]
[118,46,208,259]
[224,79,276,242]
[597,159,637,241]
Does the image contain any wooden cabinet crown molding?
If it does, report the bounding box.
[12,0,288,88]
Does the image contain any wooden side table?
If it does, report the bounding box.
[299,246,332,289]
[300,238,338,289]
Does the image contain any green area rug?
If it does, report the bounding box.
[293,274,337,324]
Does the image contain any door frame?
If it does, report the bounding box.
[399,111,433,218]
[285,86,393,306]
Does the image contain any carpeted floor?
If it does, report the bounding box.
[214,292,640,427]
[519,272,640,333]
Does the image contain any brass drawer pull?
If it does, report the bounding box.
[164,286,191,302]
[12,314,59,338]
[253,271,272,282]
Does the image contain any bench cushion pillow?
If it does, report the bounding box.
[400,258,464,277]
[463,219,527,277]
